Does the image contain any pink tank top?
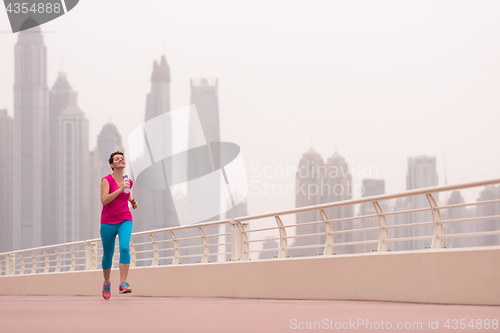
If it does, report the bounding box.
[100,174,133,224]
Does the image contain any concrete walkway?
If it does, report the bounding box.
[0,295,498,332]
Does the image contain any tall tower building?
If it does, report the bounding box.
[13,20,49,250]
[0,110,13,253]
[405,155,438,250]
[47,72,78,245]
[188,78,221,221]
[293,148,326,257]
[181,78,222,263]
[133,56,178,234]
[89,123,123,239]
[58,105,89,242]
[323,152,353,220]
[323,152,354,254]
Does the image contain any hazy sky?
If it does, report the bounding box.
[1,0,499,218]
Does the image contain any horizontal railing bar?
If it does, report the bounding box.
[178,254,203,258]
[134,258,153,262]
[286,244,325,250]
[247,237,280,243]
[334,239,379,246]
[440,230,500,238]
[210,252,231,256]
[387,236,433,242]
[155,239,173,244]
[134,250,152,254]
[207,243,229,247]
[249,248,280,253]
[330,214,378,222]
[131,241,152,247]
[326,215,376,223]
[385,221,433,229]
[331,226,380,234]
[381,207,431,216]
[179,245,204,250]
[158,248,174,252]
[286,233,324,239]
[205,233,230,238]
[289,220,324,228]
[245,226,279,233]
[442,215,500,224]
[438,198,500,210]
[175,236,203,242]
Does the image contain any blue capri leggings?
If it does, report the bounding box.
[100,220,133,270]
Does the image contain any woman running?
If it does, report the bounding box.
[100,151,138,300]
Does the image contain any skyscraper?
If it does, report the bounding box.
[58,105,90,242]
[13,20,49,250]
[323,151,354,254]
[180,78,222,263]
[48,72,78,245]
[0,110,13,253]
[405,155,438,250]
[188,78,221,222]
[89,123,124,239]
[293,148,327,257]
[133,56,178,233]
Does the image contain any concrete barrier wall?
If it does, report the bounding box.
[1,246,499,305]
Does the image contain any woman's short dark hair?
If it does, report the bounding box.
[108,151,124,171]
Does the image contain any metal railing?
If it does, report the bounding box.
[1,178,500,276]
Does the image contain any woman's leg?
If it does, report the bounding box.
[100,223,119,282]
[117,220,133,282]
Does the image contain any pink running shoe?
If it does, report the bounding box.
[102,282,111,300]
[119,281,132,294]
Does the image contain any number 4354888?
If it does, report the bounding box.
[444,319,498,330]
[6,2,62,14]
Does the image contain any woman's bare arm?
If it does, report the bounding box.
[100,178,124,205]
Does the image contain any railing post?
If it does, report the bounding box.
[54,248,61,272]
[6,253,15,275]
[274,216,288,258]
[149,234,159,266]
[426,193,444,249]
[198,227,210,263]
[373,201,389,252]
[170,231,180,265]
[42,249,50,273]
[230,219,241,261]
[19,253,25,275]
[69,245,76,271]
[84,242,97,270]
[29,251,36,274]
[230,219,249,261]
[319,210,334,255]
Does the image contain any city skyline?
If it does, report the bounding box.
[1,1,500,253]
